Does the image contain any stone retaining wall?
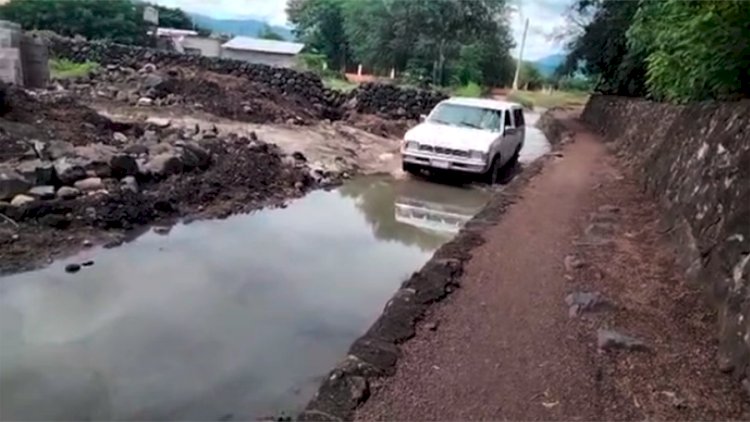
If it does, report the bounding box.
[45,35,345,118]
[582,95,750,387]
[346,82,448,120]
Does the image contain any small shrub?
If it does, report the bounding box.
[453,82,482,98]
[49,59,99,79]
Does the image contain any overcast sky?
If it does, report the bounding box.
[154,0,569,60]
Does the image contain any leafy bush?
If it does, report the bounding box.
[49,59,99,79]
[453,82,482,98]
[628,0,750,102]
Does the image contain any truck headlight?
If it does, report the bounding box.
[405,141,420,150]
[469,150,487,161]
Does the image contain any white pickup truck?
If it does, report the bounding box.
[401,97,526,184]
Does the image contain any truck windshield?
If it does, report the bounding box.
[428,104,501,131]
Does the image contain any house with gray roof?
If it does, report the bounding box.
[220,36,304,68]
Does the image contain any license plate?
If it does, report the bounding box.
[431,159,450,169]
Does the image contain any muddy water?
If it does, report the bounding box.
[0,177,490,421]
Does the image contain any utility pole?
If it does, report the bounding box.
[512,18,529,91]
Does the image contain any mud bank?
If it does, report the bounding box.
[0,86,321,274]
[582,96,750,393]
[300,159,551,421]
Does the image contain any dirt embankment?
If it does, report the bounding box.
[0,84,320,274]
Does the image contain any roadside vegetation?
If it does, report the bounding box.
[507,90,589,110]
[557,0,750,103]
[49,59,99,79]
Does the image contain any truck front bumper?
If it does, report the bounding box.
[402,151,488,174]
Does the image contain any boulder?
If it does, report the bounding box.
[56,186,81,199]
[123,143,149,155]
[28,185,56,199]
[113,132,128,143]
[110,155,138,178]
[121,176,138,193]
[144,153,183,177]
[74,177,103,191]
[146,117,171,128]
[176,141,211,169]
[10,194,34,207]
[54,158,88,185]
[15,160,58,186]
[0,169,32,201]
[45,140,76,160]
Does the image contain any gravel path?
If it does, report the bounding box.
[356,117,750,421]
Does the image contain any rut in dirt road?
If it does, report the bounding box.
[355,117,750,421]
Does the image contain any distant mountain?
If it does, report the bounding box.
[532,54,566,77]
[189,13,294,40]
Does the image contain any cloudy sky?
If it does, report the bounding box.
[154,0,570,60]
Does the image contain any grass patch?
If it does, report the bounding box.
[452,82,482,98]
[507,90,589,110]
[324,77,358,93]
[49,59,99,79]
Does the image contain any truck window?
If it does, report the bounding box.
[504,110,513,128]
[513,109,525,127]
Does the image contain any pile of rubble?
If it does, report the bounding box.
[0,86,323,234]
[47,35,344,120]
[345,82,448,120]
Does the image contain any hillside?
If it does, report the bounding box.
[189,13,294,40]
[533,53,565,76]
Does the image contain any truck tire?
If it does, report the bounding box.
[485,156,501,185]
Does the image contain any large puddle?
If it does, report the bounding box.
[0,116,551,420]
[0,176,490,420]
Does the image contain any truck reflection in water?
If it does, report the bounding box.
[338,176,490,251]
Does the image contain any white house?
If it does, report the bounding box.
[155,27,222,57]
[220,36,304,68]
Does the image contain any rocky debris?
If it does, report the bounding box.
[146,117,171,128]
[15,160,57,186]
[74,177,103,192]
[28,185,56,199]
[153,226,171,235]
[47,35,344,122]
[56,186,80,199]
[563,254,585,272]
[565,291,611,317]
[64,263,81,273]
[113,132,128,143]
[110,155,138,178]
[597,329,648,352]
[347,83,447,120]
[0,169,32,201]
[137,97,153,107]
[121,176,138,193]
[10,194,34,207]
[54,157,87,185]
[145,152,183,177]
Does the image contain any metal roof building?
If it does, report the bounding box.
[220,36,304,68]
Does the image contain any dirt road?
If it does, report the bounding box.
[356,116,750,420]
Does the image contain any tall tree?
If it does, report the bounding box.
[287,0,350,70]
[559,0,646,96]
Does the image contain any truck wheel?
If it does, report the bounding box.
[485,156,500,185]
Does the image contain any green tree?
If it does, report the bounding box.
[518,61,543,90]
[0,0,147,44]
[559,0,647,96]
[287,0,350,70]
[0,0,199,45]
[258,23,286,41]
[628,0,750,102]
